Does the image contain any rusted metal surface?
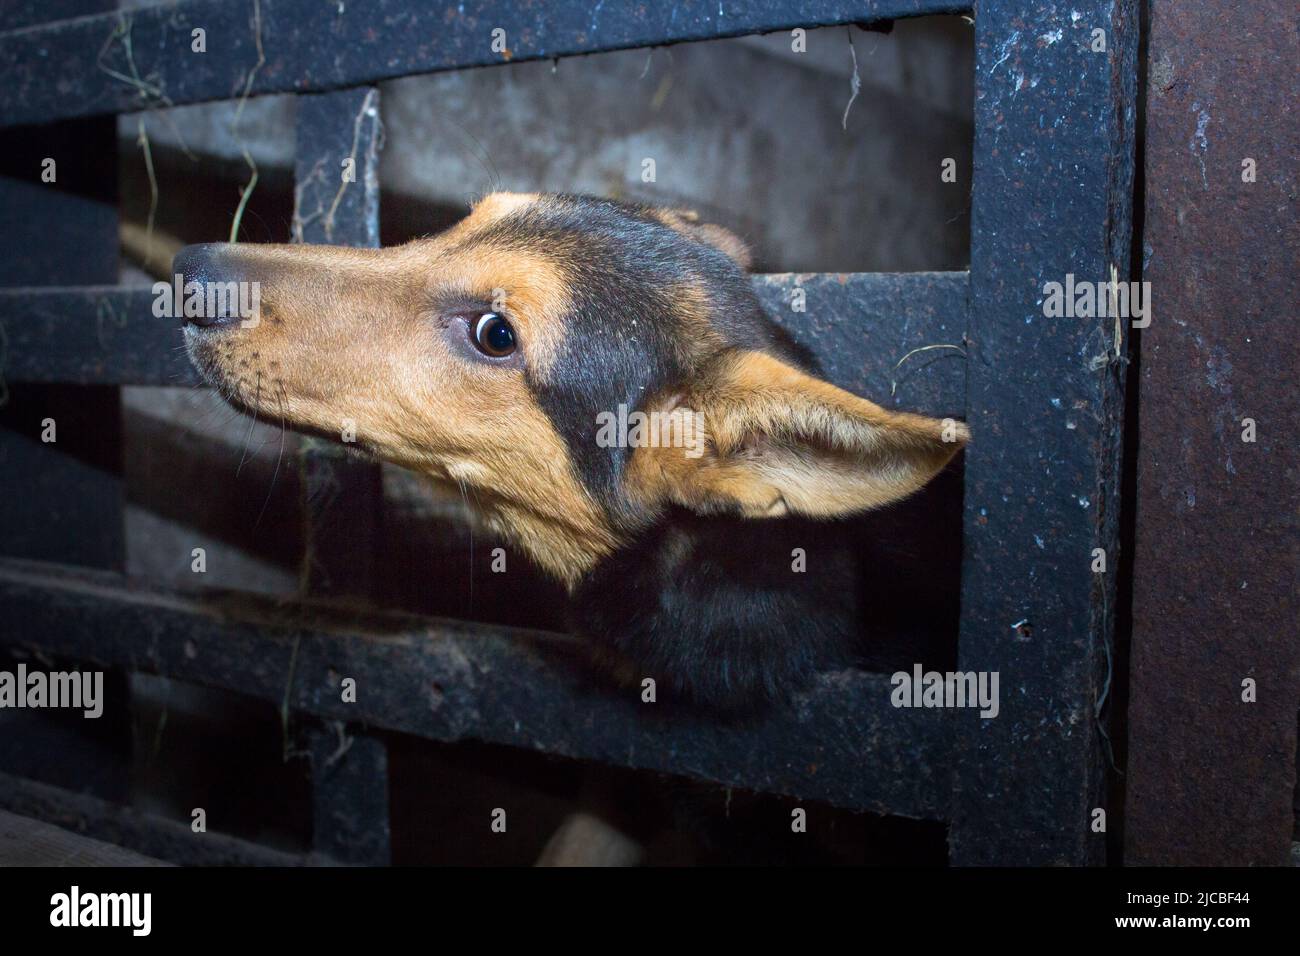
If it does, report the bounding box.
[1124,0,1300,866]
[1,0,114,32]
[0,0,968,128]
[0,558,955,819]
[952,0,1138,865]
[293,87,382,251]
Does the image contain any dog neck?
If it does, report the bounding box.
[470,492,623,591]
[566,508,860,709]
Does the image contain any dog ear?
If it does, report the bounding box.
[627,350,968,519]
[650,208,753,270]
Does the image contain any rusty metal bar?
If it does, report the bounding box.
[1124,0,1300,866]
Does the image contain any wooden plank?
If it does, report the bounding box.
[950,0,1138,865]
[0,0,969,127]
[1125,0,1300,866]
[0,808,170,867]
[0,558,955,819]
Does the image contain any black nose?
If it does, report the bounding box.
[173,243,243,328]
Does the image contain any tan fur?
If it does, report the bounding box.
[626,350,969,519]
[650,208,753,269]
[470,191,542,220]
[426,243,572,378]
[188,193,963,586]
[666,281,728,368]
[186,193,617,587]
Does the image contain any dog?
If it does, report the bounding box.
[178,192,968,710]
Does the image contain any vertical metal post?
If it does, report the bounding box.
[0,125,122,566]
[293,86,391,865]
[1125,0,1299,866]
[306,721,391,865]
[952,0,1138,864]
[0,0,130,792]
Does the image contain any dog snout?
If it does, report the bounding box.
[174,243,245,329]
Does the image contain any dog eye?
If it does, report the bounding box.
[470,312,516,357]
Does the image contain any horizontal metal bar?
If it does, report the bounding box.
[0,0,969,128]
[0,287,192,386]
[0,558,954,818]
[0,272,968,413]
[0,770,308,865]
[754,271,968,416]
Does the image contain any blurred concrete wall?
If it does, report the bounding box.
[379,20,972,271]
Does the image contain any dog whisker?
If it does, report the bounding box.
[253,388,288,531]
[235,371,262,477]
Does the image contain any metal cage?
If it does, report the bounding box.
[0,0,1139,865]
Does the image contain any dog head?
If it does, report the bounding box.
[179,192,967,586]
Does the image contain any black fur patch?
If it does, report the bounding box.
[569,509,861,712]
[467,195,806,520]
[466,195,920,712]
